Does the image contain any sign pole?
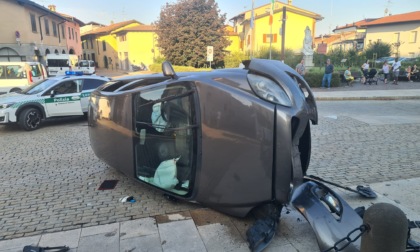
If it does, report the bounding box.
[207,46,213,68]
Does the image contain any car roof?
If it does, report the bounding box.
[48,75,109,81]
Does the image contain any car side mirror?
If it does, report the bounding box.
[162,61,178,80]
[50,90,56,97]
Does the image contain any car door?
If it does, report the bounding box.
[44,79,83,117]
[80,78,107,112]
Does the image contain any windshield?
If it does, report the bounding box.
[47,59,69,67]
[21,79,59,95]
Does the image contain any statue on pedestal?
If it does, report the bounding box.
[302,26,314,56]
[302,26,314,69]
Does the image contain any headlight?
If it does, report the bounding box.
[0,102,16,109]
[247,74,292,107]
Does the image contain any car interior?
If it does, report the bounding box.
[133,84,196,196]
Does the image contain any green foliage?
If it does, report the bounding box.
[149,63,211,73]
[253,47,301,68]
[155,0,230,68]
[154,56,166,64]
[304,71,341,88]
[313,49,366,70]
[224,51,250,68]
[365,41,392,60]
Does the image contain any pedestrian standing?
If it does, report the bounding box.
[382,61,390,84]
[406,65,412,82]
[321,59,334,89]
[361,60,370,84]
[295,59,306,76]
[392,58,401,85]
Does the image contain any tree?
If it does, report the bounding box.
[155,0,230,68]
[364,41,392,60]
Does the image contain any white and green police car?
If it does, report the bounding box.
[0,72,110,131]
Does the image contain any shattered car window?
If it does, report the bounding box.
[133,84,196,195]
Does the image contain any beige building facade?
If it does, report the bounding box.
[0,0,68,63]
[364,14,420,58]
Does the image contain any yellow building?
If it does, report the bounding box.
[224,25,241,53]
[229,0,323,55]
[112,25,160,71]
[81,20,141,69]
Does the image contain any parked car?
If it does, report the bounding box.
[0,72,110,130]
[374,56,394,64]
[87,59,371,251]
[77,60,96,75]
[0,62,47,94]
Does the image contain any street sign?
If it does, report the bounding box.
[207,46,213,62]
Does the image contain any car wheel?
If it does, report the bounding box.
[19,108,42,131]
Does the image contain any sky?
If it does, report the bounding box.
[32,0,420,36]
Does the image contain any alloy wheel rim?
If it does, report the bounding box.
[26,111,41,128]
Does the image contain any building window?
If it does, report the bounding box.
[102,40,106,51]
[410,31,417,43]
[82,41,85,49]
[90,39,93,49]
[71,28,74,40]
[44,18,50,35]
[61,24,65,38]
[119,35,127,42]
[68,27,71,39]
[76,32,78,43]
[263,34,277,43]
[30,14,37,32]
[52,21,57,37]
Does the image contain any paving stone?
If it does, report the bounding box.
[0,235,40,251]
[120,218,158,240]
[120,234,162,252]
[38,229,81,248]
[77,232,119,252]
[81,223,119,237]
[158,219,206,252]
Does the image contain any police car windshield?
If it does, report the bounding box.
[21,79,59,95]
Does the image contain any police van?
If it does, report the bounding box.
[0,71,110,130]
[46,54,79,76]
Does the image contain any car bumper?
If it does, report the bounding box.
[291,180,363,251]
[0,110,13,124]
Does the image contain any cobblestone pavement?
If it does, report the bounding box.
[0,118,200,241]
[310,100,420,187]
[1,102,420,242]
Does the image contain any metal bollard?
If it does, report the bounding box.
[361,203,408,252]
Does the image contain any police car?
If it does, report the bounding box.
[0,71,110,131]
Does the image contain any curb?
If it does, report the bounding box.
[315,96,420,101]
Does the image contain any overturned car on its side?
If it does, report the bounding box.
[88,59,367,251]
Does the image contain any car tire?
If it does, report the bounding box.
[18,107,42,131]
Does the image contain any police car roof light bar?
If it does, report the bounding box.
[65,71,83,76]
